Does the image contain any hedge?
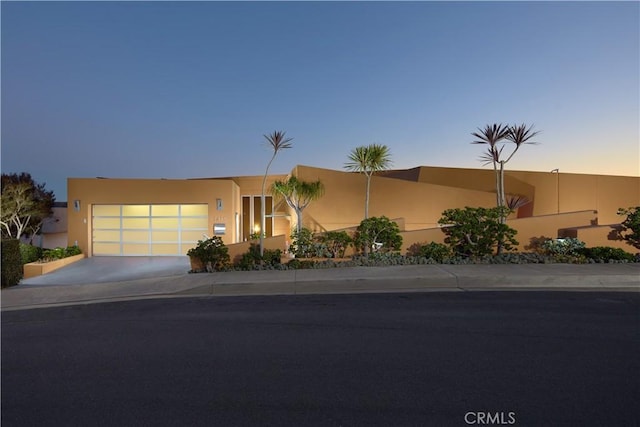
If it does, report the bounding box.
[2,239,23,288]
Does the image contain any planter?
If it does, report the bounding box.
[189,256,205,272]
[23,254,85,279]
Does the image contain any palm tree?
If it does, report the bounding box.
[344,144,392,220]
[261,131,293,256]
[271,176,325,234]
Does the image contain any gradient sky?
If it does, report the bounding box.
[2,1,639,201]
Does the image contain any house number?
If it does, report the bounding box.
[214,216,226,222]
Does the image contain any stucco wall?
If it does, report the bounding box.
[294,165,498,232]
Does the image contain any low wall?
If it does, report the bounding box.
[400,228,446,254]
[565,224,637,252]
[227,235,287,264]
[507,210,598,251]
[23,254,85,279]
[398,210,636,254]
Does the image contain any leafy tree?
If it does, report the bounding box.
[344,144,392,220]
[1,173,55,240]
[617,207,640,250]
[260,131,293,256]
[271,176,325,234]
[438,206,518,258]
[354,216,402,255]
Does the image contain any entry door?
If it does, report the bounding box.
[92,204,208,256]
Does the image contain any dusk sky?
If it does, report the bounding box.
[2,1,639,201]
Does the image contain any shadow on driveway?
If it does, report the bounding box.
[20,257,191,286]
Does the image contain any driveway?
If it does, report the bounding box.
[20,256,191,286]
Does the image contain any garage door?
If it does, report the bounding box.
[92,204,208,256]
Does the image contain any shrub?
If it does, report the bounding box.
[286,259,317,269]
[290,227,314,258]
[438,206,517,258]
[617,207,640,250]
[234,243,282,270]
[40,245,82,262]
[581,246,635,263]
[317,231,353,258]
[406,242,452,262]
[186,237,230,272]
[65,245,82,257]
[353,216,402,255]
[541,238,585,256]
[263,248,282,267]
[2,239,22,288]
[20,243,42,264]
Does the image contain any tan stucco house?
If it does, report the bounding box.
[67,165,640,257]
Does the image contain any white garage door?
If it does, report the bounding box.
[92,204,208,256]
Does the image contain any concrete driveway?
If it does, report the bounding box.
[20,256,191,286]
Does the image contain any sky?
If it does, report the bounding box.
[2,1,639,202]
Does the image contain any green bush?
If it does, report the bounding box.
[353,216,402,255]
[41,245,82,262]
[581,246,635,263]
[263,248,282,267]
[233,243,282,270]
[65,245,82,257]
[286,259,317,269]
[317,231,353,258]
[407,242,452,262]
[2,239,22,288]
[186,237,230,272]
[542,238,585,256]
[618,207,640,250]
[20,243,42,264]
[439,206,517,257]
[290,227,314,258]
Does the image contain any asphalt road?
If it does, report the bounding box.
[2,291,639,426]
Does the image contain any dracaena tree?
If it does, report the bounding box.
[344,144,392,220]
[472,123,539,214]
[260,131,293,256]
[472,123,539,254]
[271,176,325,234]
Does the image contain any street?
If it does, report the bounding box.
[2,291,639,426]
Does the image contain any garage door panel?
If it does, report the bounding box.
[93,218,121,228]
[122,230,149,241]
[123,243,150,255]
[122,218,149,228]
[152,230,179,241]
[152,205,179,216]
[93,230,121,241]
[93,243,120,255]
[93,205,121,216]
[93,203,208,256]
[181,230,206,242]
[123,205,150,216]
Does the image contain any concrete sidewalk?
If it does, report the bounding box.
[2,263,639,311]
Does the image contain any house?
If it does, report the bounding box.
[66,165,640,257]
